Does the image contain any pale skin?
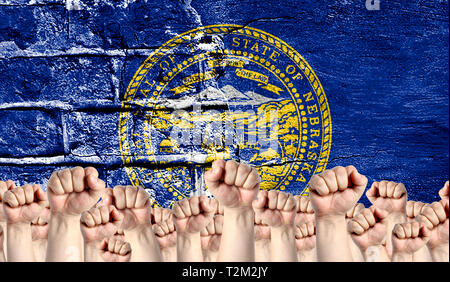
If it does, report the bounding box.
[173,196,216,262]
[0,180,16,257]
[31,206,50,262]
[345,203,365,262]
[253,190,297,262]
[293,195,315,262]
[2,184,48,262]
[0,225,5,262]
[46,167,105,261]
[309,165,368,262]
[111,185,162,262]
[391,222,430,262]
[417,200,449,262]
[80,205,123,262]
[295,221,316,262]
[253,206,271,262]
[93,237,132,262]
[200,214,223,262]
[405,200,432,262]
[152,207,177,262]
[348,207,390,262]
[366,180,408,258]
[204,159,260,262]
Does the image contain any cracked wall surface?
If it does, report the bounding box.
[0,0,448,207]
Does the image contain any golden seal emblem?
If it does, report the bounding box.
[119,24,332,208]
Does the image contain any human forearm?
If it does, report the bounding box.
[32,239,47,262]
[125,224,162,262]
[177,232,203,262]
[7,223,35,262]
[316,215,353,262]
[392,251,413,262]
[218,207,255,262]
[84,242,102,262]
[255,239,270,262]
[297,248,316,262]
[412,246,432,262]
[385,212,407,257]
[364,245,390,262]
[270,225,297,262]
[46,213,83,262]
[162,246,177,262]
[428,244,449,262]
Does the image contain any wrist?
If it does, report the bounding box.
[224,206,254,224]
[315,213,346,223]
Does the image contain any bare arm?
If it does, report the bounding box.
[204,160,260,262]
[310,166,368,262]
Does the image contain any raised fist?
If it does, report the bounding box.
[348,207,389,251]
[439,181,449,200]
[294,195,315,225]
[295,221,316,251]
[366,181,407,214]
[309,166,368,217]
[406,201,428,222]
[0,180,16,222]
[2,184,48,224]
[151,206,172,225]
[98,237,132,262]
[112,185,151,231]
[204,160,260,208]
[254,214,271,241]
[417,200,449,249]
[253,190,296,227]
[31,205,50,241]
[173,196,216,233]
[80,205,123,243]
[392,222,430,254]
[200,215,223,253]
[47,167,105,215]
[345,203,365,222]
[153,213,177,250]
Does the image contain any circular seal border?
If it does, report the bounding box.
[119,24,332,200]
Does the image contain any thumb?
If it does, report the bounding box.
[252,190,267,210]
[86,174,106,191]
[372,206,389,221]
[204,160,225,191]
[346,165,367,196]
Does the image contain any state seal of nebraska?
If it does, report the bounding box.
[119,25,332,208]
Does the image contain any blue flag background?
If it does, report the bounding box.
[0,0,448,207]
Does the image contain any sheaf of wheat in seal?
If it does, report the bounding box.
[119,24,332,208]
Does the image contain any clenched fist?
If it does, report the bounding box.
[81,205,123,243]
[406,201,428,222]
[31,206,50,241]
[366,181,407,214]
[47,167,105,215]
[294,195,315,225]
[417,200,449,249]
[392,222,430,255]
[153,213,177,250]
[295,221,316,252]
[309,166,368,217]
[204,160,260,209]
[0,180,16,222]
[173,196,217,233]
[345,203,365,222]
[252,190,296,227]
[98,237,132,262]
[2,184,48,224]
[112,185,151,231]
[200,215,223,254]
[348,207,389,251]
